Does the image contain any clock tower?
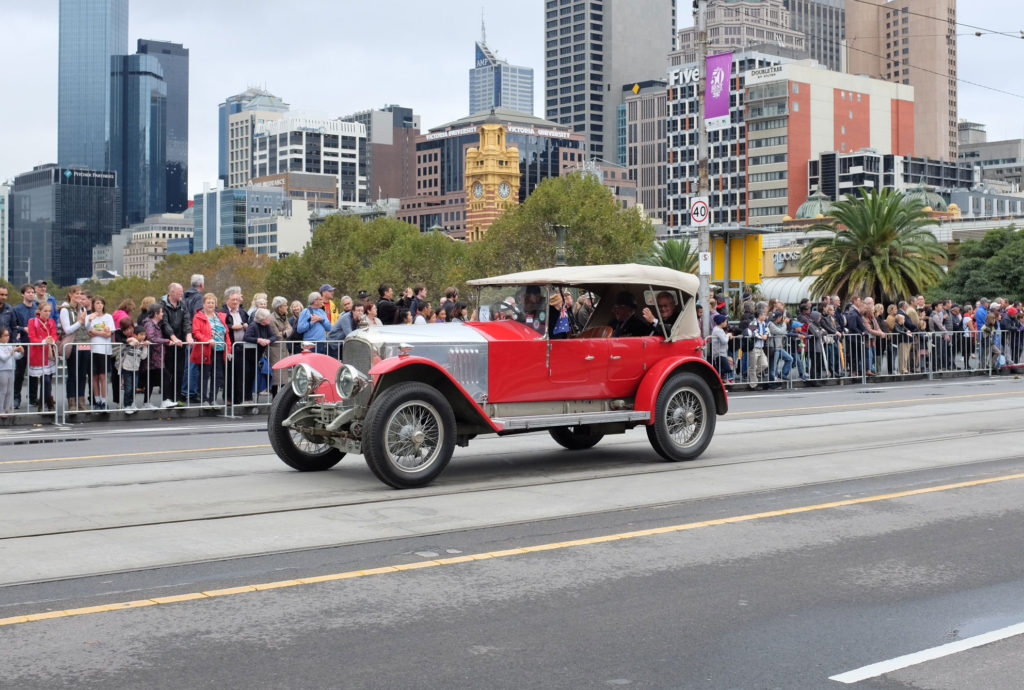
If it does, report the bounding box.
[465,122,520,242]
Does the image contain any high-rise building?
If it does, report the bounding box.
[218,88,289,184]
[469,40,534,116]
[959,134,1024,189]
[341,105,421,200]
[122,214,194,278]
[0,184,9,283]
[846,0,957,160]
[57,0,129,170]
[675,0,807,64]
[544,0,676,159]
[137,40,190,213]
[623,81,668,223]
[9,165,121,286]
[252,117,368,207]
[109,54,167,228]
[783,0,845,71]
[192,184,286,253]
[664,52,914,233]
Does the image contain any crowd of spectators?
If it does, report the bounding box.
[707,292,1024,388]
[1,276,1022,416]
[0,276,489,415]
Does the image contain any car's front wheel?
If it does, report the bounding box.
[549,425,604,450]
[268,387,344,471]
[646,371,715,462]
[362,382,456,489]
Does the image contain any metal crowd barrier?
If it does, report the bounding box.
[716,327,1021,390]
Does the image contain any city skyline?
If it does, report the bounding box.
[2,0,1022,196]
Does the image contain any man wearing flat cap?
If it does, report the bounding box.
[608,291,650,337]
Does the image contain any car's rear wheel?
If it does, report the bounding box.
[362,382,456,489]
[549,425,604,450]
[268,387,344,471]
[646,372,715,462]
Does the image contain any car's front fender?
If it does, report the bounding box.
[273,352,343,402]
[370,356,502,433]
[634,356,729,419]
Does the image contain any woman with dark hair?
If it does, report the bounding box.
[141,304,171,407]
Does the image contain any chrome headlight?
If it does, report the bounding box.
[291,364,313,397]
[335,364,369,399]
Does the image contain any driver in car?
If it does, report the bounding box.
[642,291,682,336]
[517,285,546,334]
[608,291,650,337]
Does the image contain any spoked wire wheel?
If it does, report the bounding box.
[383,400,444,471]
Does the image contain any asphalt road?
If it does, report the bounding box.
[1,376,1023,688]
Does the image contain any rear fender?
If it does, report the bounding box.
[370,357,501,433]
[634,357,728,420]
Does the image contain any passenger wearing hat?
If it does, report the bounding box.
[607,291,649,337]
[320,284,339,326]
[33,280,58,320]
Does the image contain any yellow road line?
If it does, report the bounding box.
[3,470,1023,629]
[0,445,272,466]
[730,390,1024,416]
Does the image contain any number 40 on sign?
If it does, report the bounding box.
[689,196,710,227]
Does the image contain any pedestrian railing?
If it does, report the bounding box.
[2,328,1021,427]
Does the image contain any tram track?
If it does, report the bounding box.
[1,425,1019,542]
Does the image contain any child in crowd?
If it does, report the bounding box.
[115,319,149,413]
[0,328,25,415]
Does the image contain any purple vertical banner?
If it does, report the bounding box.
[704,51,733,132]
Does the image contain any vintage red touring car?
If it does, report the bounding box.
[269,264,728,488]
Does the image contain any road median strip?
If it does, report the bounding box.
[3,470,1024,629]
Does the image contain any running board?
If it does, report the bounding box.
[490,410,650,431]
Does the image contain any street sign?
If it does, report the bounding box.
[690,196,710,227]
[699,251,712,276]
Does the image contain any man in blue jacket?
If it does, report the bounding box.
[297,292,330,354]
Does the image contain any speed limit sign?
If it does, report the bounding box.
[689,196,710,227]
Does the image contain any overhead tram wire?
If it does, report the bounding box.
[845,0,1024,42]
[692,5,1024,101]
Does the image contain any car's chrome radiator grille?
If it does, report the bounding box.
[344,339,373,374]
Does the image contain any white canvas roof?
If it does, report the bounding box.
[469,263,700,295]
[469,263,702,341]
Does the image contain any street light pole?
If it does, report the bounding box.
[554,224,567,266]
[695,0,711,336]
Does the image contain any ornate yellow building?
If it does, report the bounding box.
[465,123,520,242]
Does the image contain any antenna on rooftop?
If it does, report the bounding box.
[481,8,487,46]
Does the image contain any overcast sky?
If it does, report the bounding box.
[1,0,1021,195]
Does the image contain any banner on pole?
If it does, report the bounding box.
[704,52,733,132]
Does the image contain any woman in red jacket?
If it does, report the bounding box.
[190,293,229,405]
[28,302,58,411]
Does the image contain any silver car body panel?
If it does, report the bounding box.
[343,323,490,402]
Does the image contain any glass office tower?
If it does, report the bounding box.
[138,40,190,213]
[57,0,129,170]
[469,42,534,116]
[110,54,167,228]
[10,166,121,286]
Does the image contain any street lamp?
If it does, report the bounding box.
[553,224,568,266]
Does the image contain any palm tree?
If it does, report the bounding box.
[797,188,947,303]
[639,239,699,273]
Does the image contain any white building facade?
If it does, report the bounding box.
[253,117,367,208]
[0,184,9,283]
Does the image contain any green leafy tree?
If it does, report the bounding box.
[798,188,947,302]
[265,216,468,304]
[927,225,1023,303]
[467,172,655,277]
[638,238,699,273]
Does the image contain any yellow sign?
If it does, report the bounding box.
[710,235,762,285]
[632,83,640,95]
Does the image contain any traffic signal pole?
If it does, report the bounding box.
[695,0,711,336]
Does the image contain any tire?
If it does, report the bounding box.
[549,425,604,450]
[362,382,456,489]
[646,371,716,462]
[268,386,344,471]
